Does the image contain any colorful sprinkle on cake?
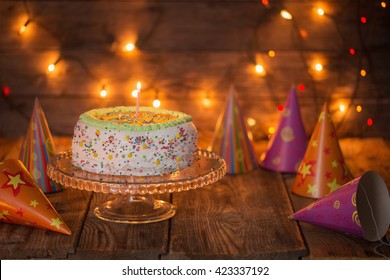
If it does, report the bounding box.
[72,106,198,176]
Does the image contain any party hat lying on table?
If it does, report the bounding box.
[261,86,307,173]
[19,98,63,193]
[0,159,71,235]
[209,86,258,174]
[292,103,353,199]
[291,171,390,241]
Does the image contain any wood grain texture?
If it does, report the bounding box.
[284,138,390,259]
[4,1,387,52]
[0,137,92,259]
[1,1,390,138]
[1,137,389,259]
[165,169,307,259]
[71,192,170,259]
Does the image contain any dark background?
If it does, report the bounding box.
[1,0,389,139]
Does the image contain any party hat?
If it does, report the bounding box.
[209,86,258,174]
[0,159,71,235]
[291,171,390,241]
[261,86,307,172]
[19,98,62,193]
[292,103,353,198]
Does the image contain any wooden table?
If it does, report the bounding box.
[0,136,389,259]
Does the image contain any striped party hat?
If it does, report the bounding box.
[209,86,258,174]
[19,98,63,193]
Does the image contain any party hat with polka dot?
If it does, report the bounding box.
[291,171,390,241]
[261,86,307,173]
[19,98,63,193]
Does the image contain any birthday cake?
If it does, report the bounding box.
[71,106,198,176]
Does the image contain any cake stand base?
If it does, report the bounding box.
[94,194,176,224]
[48,149,226,224]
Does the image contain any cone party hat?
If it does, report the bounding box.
[209,86,258,174]
[19,98,62,193]
[0,159,71,235]
[292,103,353,198]
[291,171,390,241]
[261,86,307,172]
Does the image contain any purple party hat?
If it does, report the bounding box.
[261,86,307,172]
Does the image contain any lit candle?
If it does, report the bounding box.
[135,82,142,118]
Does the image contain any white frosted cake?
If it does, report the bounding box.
[71,106,198,176]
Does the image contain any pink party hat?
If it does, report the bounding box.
[261,86,307,172]
[292,103,353,198]
[209,86,258,174]
[291,171,390,241]
[19,98,63,193]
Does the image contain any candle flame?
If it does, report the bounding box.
[131,90,138,98]
[137,82,142,91]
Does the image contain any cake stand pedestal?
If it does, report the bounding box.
[47,150,226,224]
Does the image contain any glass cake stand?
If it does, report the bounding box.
[47,149,226,224]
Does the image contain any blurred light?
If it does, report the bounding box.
[268,126,276,134]
[317,8,325,16]
[100,88,107,98]
[153,99,161,108]
[356,105,362,113]
[131,90,138,98]
[262,0,269,5]
[247,117,256,127]
[19,25,27,34]
[137,81,142,91]
[315,63,323,72]
[298,83,305,91]
[381,2,387,8]
[277,105,284,111]
[280,10,293,20]
[299,29,308,38]
[367,118,373,126]
[349,48,355,55]
[2,86,11,97]
[124,43,135,52]
[48,64,56,72]
[255,64,265,74]
[360,17,367,24]
[202,97,211,108]
[360,69,367,77]
[18,19,31,34]
[268,50,275,57]
[339,104,346,112]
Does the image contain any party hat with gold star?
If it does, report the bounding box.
[261,86,307,172]
[19,98,62,193]
[0,159,71,235]
[209,86,258,174]
[291,171,390,241]
[292,103,353,198]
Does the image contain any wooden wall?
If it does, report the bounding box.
[1,0,389,139]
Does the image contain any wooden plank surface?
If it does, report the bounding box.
[0,137,92,259]
[284,138,390,259]
[165,169,308,259]
[4,1,385,52]
[71,192,170,259]
[1,137,390,259]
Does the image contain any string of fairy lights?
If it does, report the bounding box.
[1,0,388,137]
